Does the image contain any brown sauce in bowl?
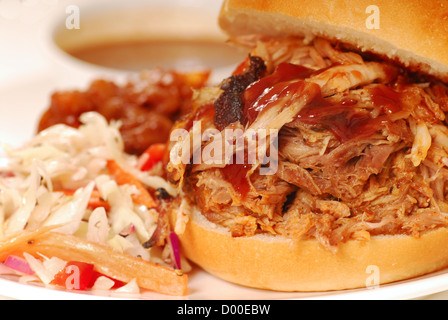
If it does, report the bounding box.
[67,40,247,72]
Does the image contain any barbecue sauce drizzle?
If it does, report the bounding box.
[221,61,404,197]
[244,63,405,142]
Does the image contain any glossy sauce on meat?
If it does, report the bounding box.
[220,63,313,197]
[296,85,406,143]
[243,63,314,125]
[221,64,408,195]
[214,56,266,130]
[242,62,407,143]
[296,97,388,142]
[371,84,404,115]
[221,162,251,198]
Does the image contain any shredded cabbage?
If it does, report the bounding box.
[4,160,41,235]
[86,207,110,245]
[0,112,173,276]
[43,182,95,234]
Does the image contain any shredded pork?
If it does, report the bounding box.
[167,37,448,249]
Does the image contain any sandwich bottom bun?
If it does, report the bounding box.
[171,208,448,292]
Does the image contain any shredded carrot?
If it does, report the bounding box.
[0,228,188,296]
[106,160,157,209]
[59,189,110,211]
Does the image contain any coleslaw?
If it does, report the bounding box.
[0,112,189,296]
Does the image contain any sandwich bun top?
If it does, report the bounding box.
[218,0,448,82]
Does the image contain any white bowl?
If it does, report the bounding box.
[39,0,246,86]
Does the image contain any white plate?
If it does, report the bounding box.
[1,266,448,300]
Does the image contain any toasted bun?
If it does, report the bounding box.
[219,0,448,82]
[173,208,448,291]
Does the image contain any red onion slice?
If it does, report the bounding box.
[4,255,35,275]
[169,232,182,272]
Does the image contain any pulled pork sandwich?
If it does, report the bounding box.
[166,0,448,291]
